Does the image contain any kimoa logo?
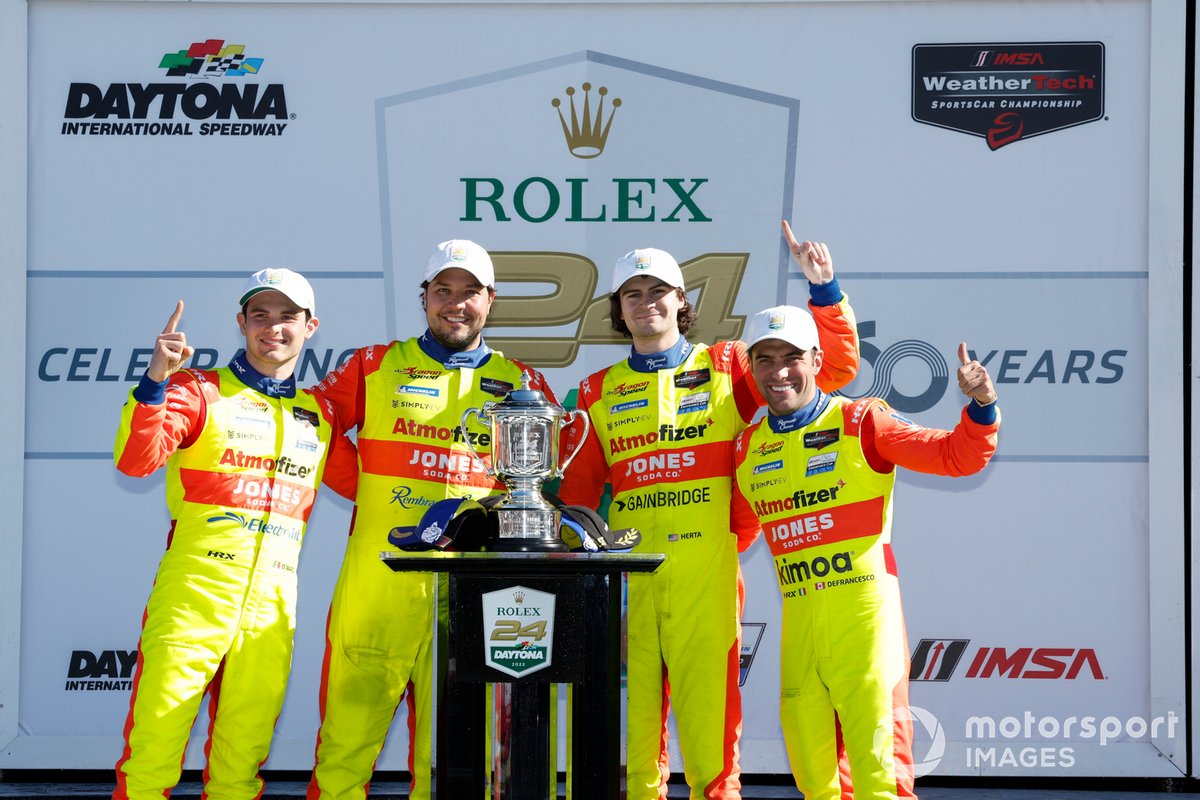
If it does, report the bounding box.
[551,83,621,159]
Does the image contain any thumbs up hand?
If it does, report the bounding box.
[956,342,997,406]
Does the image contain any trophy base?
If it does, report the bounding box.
[490,537,570,553]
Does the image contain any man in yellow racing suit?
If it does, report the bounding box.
[306,240,558,800]
[731,306,1000,800]
[558,224,859,799]
[113,270,356,800]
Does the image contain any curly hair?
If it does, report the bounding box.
[609,288,697,339]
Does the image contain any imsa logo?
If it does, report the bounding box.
[483,586,556,678]
[910,639,1104,681]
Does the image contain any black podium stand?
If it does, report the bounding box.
[381,551,663,800]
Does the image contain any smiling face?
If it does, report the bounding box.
[237,290,318,379]
[616,275,685,353]
[423,267,495,351]
[750,339,825,416]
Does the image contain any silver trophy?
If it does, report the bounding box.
[461,372,590,552]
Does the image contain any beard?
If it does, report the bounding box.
[427,316,485,351]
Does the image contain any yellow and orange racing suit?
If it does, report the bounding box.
[559,286,858,800]
[306,332,556,800]
[112,355,354,800]
[731,393,999,800]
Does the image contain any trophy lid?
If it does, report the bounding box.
[498,371,556,411]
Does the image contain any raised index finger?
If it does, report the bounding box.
[781,219,800,250]
[163,300,184,334]
[958,342,970,366]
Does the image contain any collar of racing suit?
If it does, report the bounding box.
[229,352,297,398]
[417,329,493,369]
[767,388,830,434]
[626,336,693,373]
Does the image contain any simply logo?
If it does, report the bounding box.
[551,83,621,159]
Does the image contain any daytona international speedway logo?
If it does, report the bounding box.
[160,38,265,78]
[61,38,290,137]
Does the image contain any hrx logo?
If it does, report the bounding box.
[910,639,1105,681]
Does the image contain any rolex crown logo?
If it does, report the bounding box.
[514,590,526,604]
[551,83,621,159]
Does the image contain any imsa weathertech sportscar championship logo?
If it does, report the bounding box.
[61,38,292,137]
[912,42,1104,150]
[483,586,556,678]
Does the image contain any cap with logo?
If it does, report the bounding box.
[611,247,685,294]
[239,268,316,315]
[424,239,495,288]
[743,305,819,352]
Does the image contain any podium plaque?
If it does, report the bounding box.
[382,550,663,800]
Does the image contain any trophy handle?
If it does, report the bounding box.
[460,406,496,478]
[556,408,591,477]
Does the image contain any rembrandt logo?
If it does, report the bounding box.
[551,83,621,159]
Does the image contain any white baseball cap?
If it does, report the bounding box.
[239,268,316,315]
[423,239,495,288]
[743,305,819,352]
[611,248,685,294]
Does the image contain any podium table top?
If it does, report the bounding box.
[380,550,664,575]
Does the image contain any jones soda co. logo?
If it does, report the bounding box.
[483,586,556,678]
[61,38,292,137]
[911,42,1104,150]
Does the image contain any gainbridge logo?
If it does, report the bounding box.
[61,37,293,137]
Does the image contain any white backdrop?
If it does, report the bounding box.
[1,0,1188,781]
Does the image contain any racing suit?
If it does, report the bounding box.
[307,332,556,800]
[730,393,999,800]
[112,355,353,800]
[558,285,858,799]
